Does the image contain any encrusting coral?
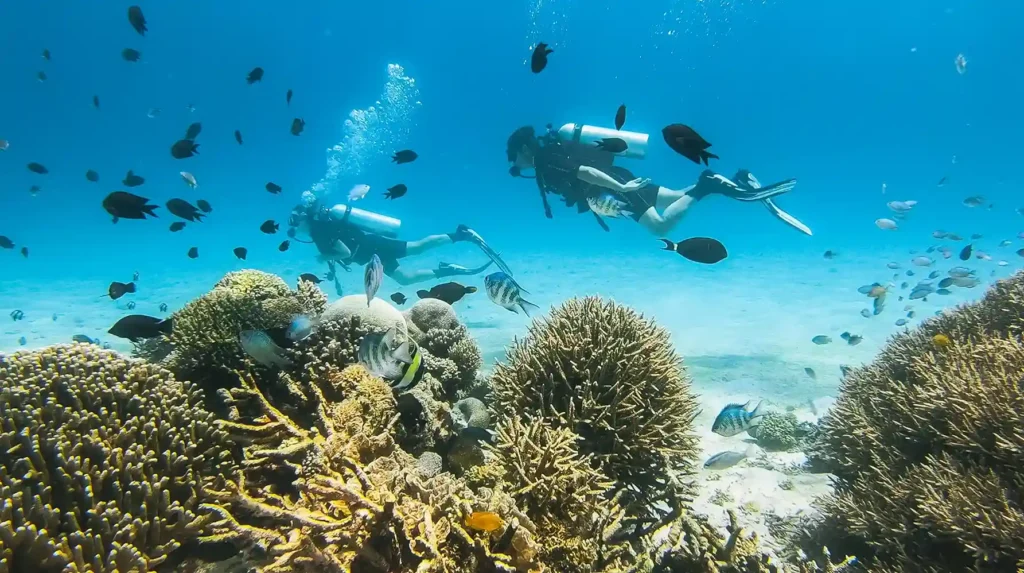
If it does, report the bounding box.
[0,344,234,572]
[405,299,483,401]
[812,271,1024,571]
[490,296,701,524]
[752,413,799,452]
[201,365,545,572]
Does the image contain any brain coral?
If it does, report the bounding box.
[490,296,700,521]
[0,344,233,572]
[814,271,1024,571]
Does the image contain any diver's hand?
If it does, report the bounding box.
[619,177,651,193]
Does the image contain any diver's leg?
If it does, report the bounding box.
[387,259,493,286]
[387,266,438,286]
[405,234,454,256]
[654,185,695,211]
[636,189,698,236]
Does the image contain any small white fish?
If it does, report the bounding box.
[704,445,758,470]
[912,256,934,267]
[881,182,887,194]
[180,171,197,188]
[887,200,917,213]
[875,218,898,230]
[286,315,316,341]
[239,330,292,368]
[910,47,917,53]
[0,139,8,151]
[348,184,371,201]
[998,260,1009,267]
[963,196,985,207]
[955,53,967,75]
[147,108,160,118]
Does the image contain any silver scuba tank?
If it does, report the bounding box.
[327,204,402,237]
[556,123,649,159]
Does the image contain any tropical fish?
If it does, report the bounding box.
[840,332,863,346]
[107,281,136,300]
[299,273,323,284]
[181,171,198,188]
[614,104,626,130]
[711,401,764,437]
[659,237,727,264]
[364,255,383,305]
[391,292,407,305]
[804,367,817,380]
[588,192,632,219]
[358,327,424,391]
[108,315,172,341]
[465,511,504,533]
[955,53,967,74]
[246,67,264,84]
[10,310,24,321]
[933,334,951,347]
[121,48,141,62]
[185,122,202,140]
[960,244,972,261]
[484,272,539,316]
[122,170,145,187]
[530,42,553,73]
[963,196,985,207]
[102,191,158,222]
[348,184,371,201]
[166,198,205,222]
[887,200,917,213]
[85,169,99,182]
[266,182,283,194]
[594,137,628,153]
[233,247,247,260]
[661,124,717,165]
[260,220,279,234]
[239,330,292,368]
[811,335,832,345]
[392,149,418,164]
[290,118,305,135]
[127,5,147,35]
[875,218,898,230]
[286,315,316,342]
[188,247,199,259]
[170,139,199,158]
[385,184,407,199]
[911,256,934,267]
[704,445,757,470]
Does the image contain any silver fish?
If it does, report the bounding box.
[811,335,832,345]
[963,196,985,207]
[704,445,757,470]
[948,267,974,278]
[239,330,292,368]
[895,318,908,326]
[875,218,898,230]
[711,401,764,437]
[911,256,934,267]
[180,171,198,188]
[951,276,980,288]
[484,272,539,316]
[587,192,632,218]
[364,254,383,306]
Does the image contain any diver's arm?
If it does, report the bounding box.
[577,166,648,193]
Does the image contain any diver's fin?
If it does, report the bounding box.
[762,198,812,236]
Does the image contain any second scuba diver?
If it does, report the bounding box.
[505,123,812,236]
[288,192,511,294]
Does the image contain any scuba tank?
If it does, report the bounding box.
[556,123,649,160]
[326,204,401,237]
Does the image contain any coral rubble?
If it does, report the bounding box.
[813,272,1024,571]
[0,344,233,572]
[490,296,701,522]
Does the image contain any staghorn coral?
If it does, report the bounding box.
[203,369,544,573]
[491,296,700,523]
[167,270,325,383]
[477,417,636,573]
[0,344,234,572]
[812,271,1024,571]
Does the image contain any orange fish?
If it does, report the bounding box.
[465,511,503,533]
[932,334,951,348]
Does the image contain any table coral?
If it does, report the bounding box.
[490,297,701,522]
[0,344,233,573]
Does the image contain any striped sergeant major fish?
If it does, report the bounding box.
[484,272,540,316]
[357,327,424,392]
[711,400,765,437]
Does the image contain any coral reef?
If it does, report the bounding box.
[202,366,544,572]
[812,272,1024,571]
[321,295,407,339]
[753,413,799,451]
[490,296,700,523]
[0,344,233,572]
[166,270,323,383]
[404,299,483,401]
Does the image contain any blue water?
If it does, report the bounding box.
[1,0,1022,363]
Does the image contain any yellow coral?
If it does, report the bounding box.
[0,344,234,572]
[815,271,1024,570]
[491,297,700,521]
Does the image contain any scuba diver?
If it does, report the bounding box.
[505,123,812,236]
[288,193,510,292]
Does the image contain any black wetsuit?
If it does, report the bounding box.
[309,217,407,273]
[531,135,660,229]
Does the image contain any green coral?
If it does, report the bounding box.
[755,412,799,451]
[811,271,1024,571]
[0,344,234,572]
[491,296,700,522]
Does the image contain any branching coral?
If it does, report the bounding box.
[0,344,233,572]
[490,296,700,522]
[202,368,543,573]
[813,271,1024,571]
